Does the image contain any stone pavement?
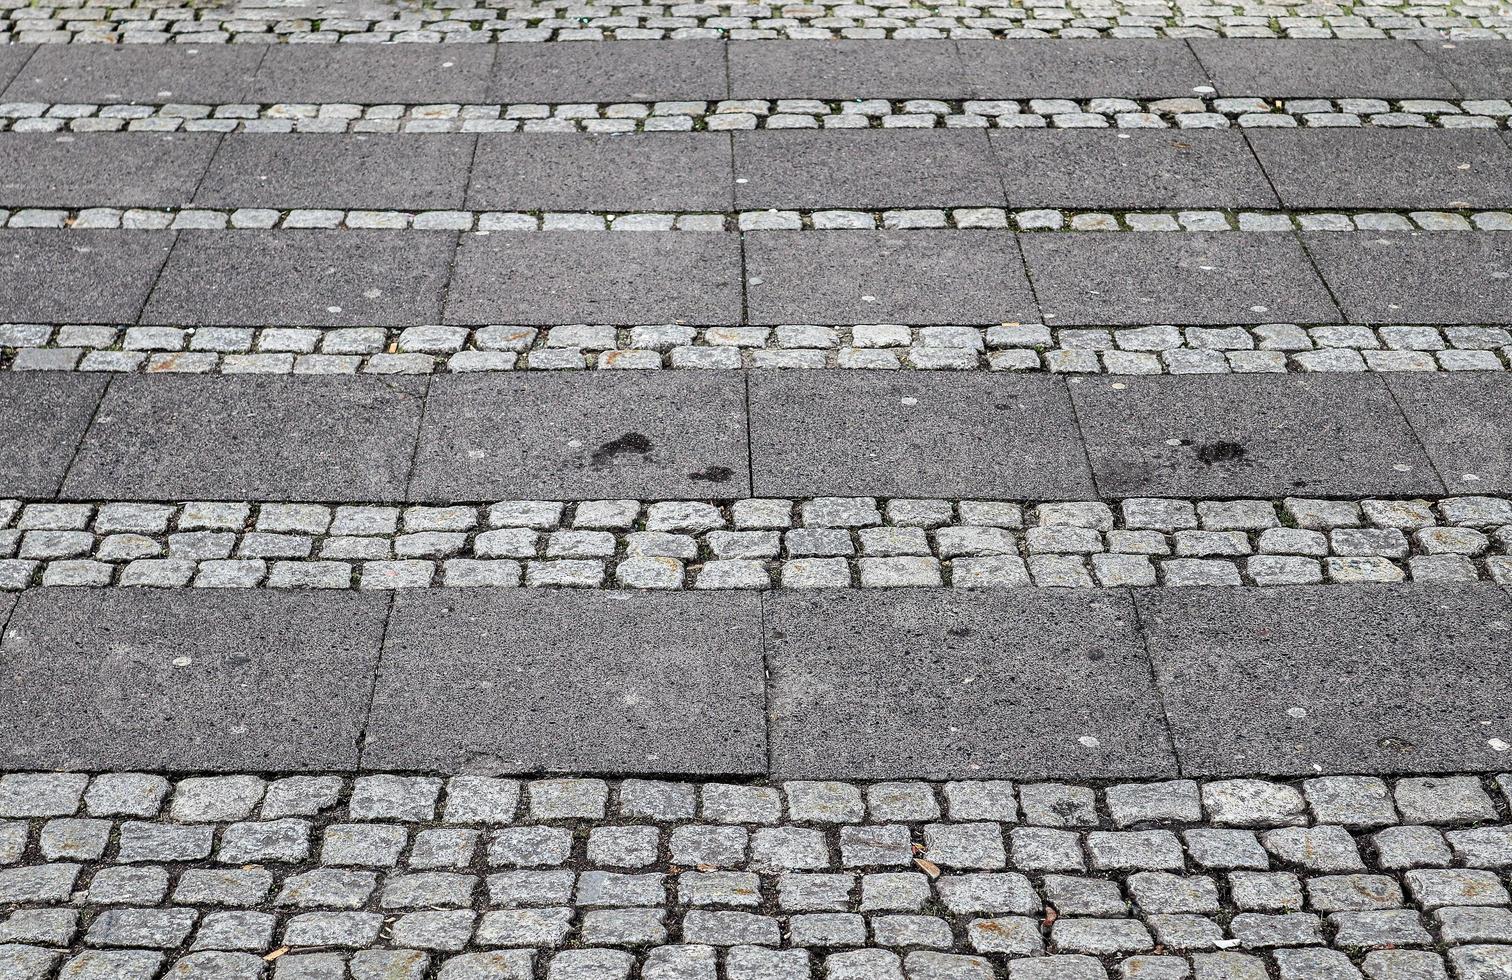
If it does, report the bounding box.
[4,21,1512,980]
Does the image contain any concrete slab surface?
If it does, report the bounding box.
[1189,39,1459,97]
[1421,39,1512,99]
[1302,231,1512,325]
[0,373,107,499]
[729,39,967,99]
[0,229,175,323]
[248,43,495,104]
[0,133,220,209]
[1387,373,1512,494]
[1,43,264,104]
[0,44,33,93]
[491,39,727,103]
[959,38,1210,99]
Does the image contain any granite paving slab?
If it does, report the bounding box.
[0,373,106,499]
[1189,39,1459,98]
[0,589,385,771]
[1421,38,1512,98]
[1302,232,1512,325]
[1387,373,1512,494]
[366,591,766,774]
[0,133,219,209]
[1139,585,1512,777]
[1,43,264,104]
[0,43,33,92]
[1071,374,1443,498]
[959,38,1210,99]
[0,229,174,323]
[490,39,727,103]
[247,43,495,105]
[728,39,967,99]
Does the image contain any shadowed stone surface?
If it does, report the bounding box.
[767,589,1177,780]
[1302,232,1512,325]
[194,134,476,211]
[366,591,766,774]
[1247,130,1512,209]
[446,232,742,325]
[145,230,454,327]
[1422,39,1512,98]
[0,590,385,771]
[1139,585,1512,777]
[248,44,495,104]
[748,372,1093,498]
[491,39,727,102]
[960,38,1209,98]
[1072,375,1442,498]
[1387,374,1512,494]
[992,130,1278,209]
[1,43,264,104]
[729,39,965,99]
[0,374,106,498]
[1189,39,1458,97]
[411,373,750,501]
[64,375,425,502]
[0,133,219,208]
[0,229,174,323]
[467,133,733,212]
[1021,233,1340,326]
[745,230,1035,325]
[733,130,1005,210]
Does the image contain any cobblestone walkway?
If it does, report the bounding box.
[3,14,1512,980]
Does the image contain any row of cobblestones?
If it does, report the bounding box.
[6,205,1511,233]
[3,0,1511,43]
[7,322,1512,376]
[5,96,1512,133]
[2,495,1510,591]
[3,771,1512,980]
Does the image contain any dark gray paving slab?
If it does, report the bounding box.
[729,40,966,99]
[366,591,766,774]
[0,590,384,772]
[745,230,1035,325]
[467,133,733,212]
[491,39,727,103]
[1247,129,1512,209]
[412,372,749,501]
[145,230,453,327]
[0,133,218,208]
[446,231,741,325]
[0,595,13,639]
[732,130,1005,210]
[1387,374,1512,494]
[194,134,475,211]
[248,44,495,105]
[1072,374,1442,498]
[767,589,1176,781]
[959,39,1209,99]
[0,373,107,498]
[749,372,1092,498]
[0,230,174,323]
[990,130,1278,209]
[1138,585,1512,778]
[64,375,425,502]
[1302,232,1512,325]
[1421,39,1512,99]
[1021,233,1340,326]
[2,43,263,104]
[1189,39,1458,97]
[0,45,36,95]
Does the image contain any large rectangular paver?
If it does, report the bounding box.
[1072,374,1442,498]
[767,589,1177,780]
[1420,39,1512,99]
[1189,39,1458,97]
[194,134,476,211]
[749,372,1093,498]
[1022,233,1340,326]
[467,133,733,212]
[732,130,1005,210]
[411,373,750,501]
[2,43,264,104]
[1138,585,1512,777]
[0,374,107,498]
[729,40,966,99]
[0,133,219,208]
[745,230,1035,325]
[145,230,454,327]
[1247,130,1512,209]
[991,130,1278,209]
[491,40,727,103]
[959,39,1209,99]
[0,590,385,772]
[0,44,33,93]
[64,375,425,502]
[446,231,742,325]
[1387,374,1512,494]
[248,44,495,104]
[0,229,174,323]
[366,591,766,774]
[1302,232,1512,325]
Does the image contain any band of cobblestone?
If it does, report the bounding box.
[6,322,1512,375]
[3,0,1510,43]
[2,495,1510,591]
[4,96,1511,134]
[2,770,1512,980]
